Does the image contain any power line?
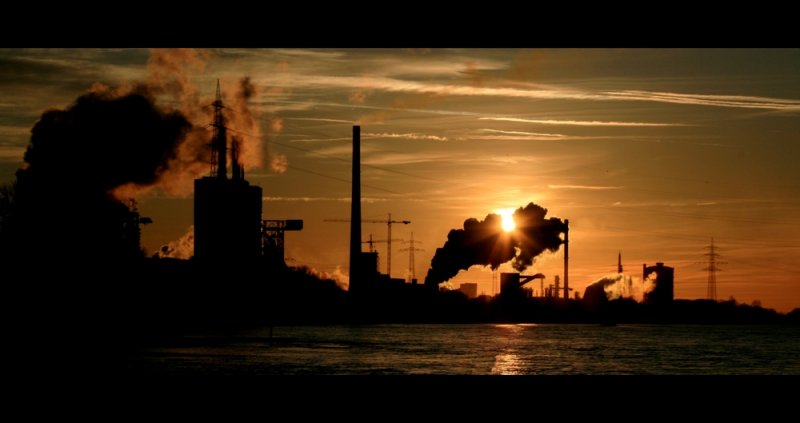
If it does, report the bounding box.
[287,164,401,194]
[227,125,438,182]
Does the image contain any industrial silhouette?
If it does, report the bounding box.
[194,83,263,262]
[326,213,410,277]
[0,82,794,350]
[194,81,303,267]
[643,262,674,305]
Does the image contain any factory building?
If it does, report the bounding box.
[193,82,263,263]
[643,262,674,305]
[500,272,544,299]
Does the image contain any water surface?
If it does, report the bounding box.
[127,324,800,375]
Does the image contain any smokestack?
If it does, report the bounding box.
[563,219,569,299]
[618,251,623,274]
[349,125,362,293]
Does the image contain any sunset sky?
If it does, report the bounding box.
[1,48,799,311]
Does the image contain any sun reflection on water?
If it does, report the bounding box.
[490,323,536,374]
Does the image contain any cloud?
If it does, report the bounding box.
[268,49,347,60]
[479,128,569,137]
[365,132,448,141]
[250,74,800,111]
[262,196,388,203]
[0,146,25,160]
[604,90,800,111]
[363,152,452,166]
[479,117,688,127]
[466,134,571,141]
[286,117,353,124]
[548,184,623,190]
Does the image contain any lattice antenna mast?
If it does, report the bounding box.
[400,232,424,283]
[703,237,727,301]
[209,79,227,179]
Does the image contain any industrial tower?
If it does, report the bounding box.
[703,238,725,301]
[193,81,263,262]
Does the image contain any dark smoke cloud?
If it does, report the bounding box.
[424,202,566,286]
[3,89,193,261]
[238,76,256,100]
[0,49,269,263]
[23,89,192,194]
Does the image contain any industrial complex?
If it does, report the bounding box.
[161,84,681,309]
[3,80,773,332]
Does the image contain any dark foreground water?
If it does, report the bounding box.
[127,324,800,375]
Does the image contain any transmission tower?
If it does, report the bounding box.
[209,79,227,178]
[703,238,727,301]
[400,232,424,283]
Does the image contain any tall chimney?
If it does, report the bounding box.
[349,125,362,293]
[563,219,569,299]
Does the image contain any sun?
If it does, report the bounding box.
[496,208,516,232]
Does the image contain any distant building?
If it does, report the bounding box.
[643,262,674,305]
[458,283,478,298]
[500,272,545,298]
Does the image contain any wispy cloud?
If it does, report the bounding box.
[285,117,353,124]
[465,132,612,141]
[268,49,347,60]
[0,146,25,160]
[363,152,452,166]
[479,117,688,127]
[365,132,448,141]
[289,132,448,142]
[254,75,800,111]
[604,90,800,111]
[0,125,30,137]
[263,196,388,203]
[290,137,352,143]
[479,128,569,137]
[548,184,623,190]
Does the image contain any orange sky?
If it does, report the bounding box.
[1,48,799,311]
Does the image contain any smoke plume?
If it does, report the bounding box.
[3,49,274,261]
[302,266,350,291]
[424,202,566,286]
[584,272,657,303]
[155,226,195,259]
[23,89,191,196]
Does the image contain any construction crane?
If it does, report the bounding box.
[324,213,410,277]
[400,232,423,283]
[362,234,403,253]
[262,219,304,265]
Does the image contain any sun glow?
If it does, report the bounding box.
[497,208,516,232]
